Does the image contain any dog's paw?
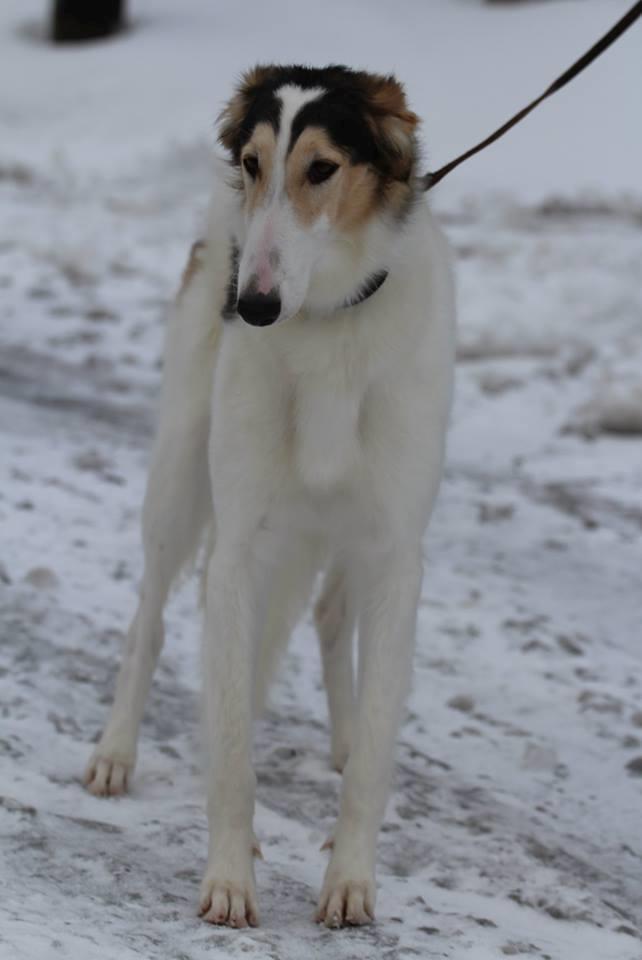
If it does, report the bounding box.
[83,748,135,797]
[199,874,259,928]
[316,873,375,928]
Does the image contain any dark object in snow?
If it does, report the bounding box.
[625,756,642,777]
[51,0,125,43]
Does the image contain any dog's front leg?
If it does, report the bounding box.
[199,537,262,928]
[316,545,423,928]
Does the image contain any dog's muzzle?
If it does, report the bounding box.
[237,291,281,327]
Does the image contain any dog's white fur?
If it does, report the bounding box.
[84,83,455,929]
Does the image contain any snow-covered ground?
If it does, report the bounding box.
[1,2,641,958]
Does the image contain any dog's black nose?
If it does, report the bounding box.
[237,292,281,327]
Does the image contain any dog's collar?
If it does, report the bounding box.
[340,269,388,309]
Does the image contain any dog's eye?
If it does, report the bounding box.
[307,160,338,186]
[242,155,259,179]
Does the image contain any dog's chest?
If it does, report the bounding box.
[291,371,363,492]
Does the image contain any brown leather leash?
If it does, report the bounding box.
[421,1,642,191]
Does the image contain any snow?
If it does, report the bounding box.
[1,1,642,958]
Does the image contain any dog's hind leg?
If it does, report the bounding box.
[315,565,356,772]
[84,242,218,796]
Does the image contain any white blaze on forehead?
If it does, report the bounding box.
[270,84,324,194]
[241,85,325,304]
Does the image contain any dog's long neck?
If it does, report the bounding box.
[304,198,418,318]
[262,226,416,493]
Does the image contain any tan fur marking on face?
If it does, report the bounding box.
[333,164,384,231]
[285,128,345,227]
[177,239,206,302]
[285,127,383,232]
[241,122,277,211]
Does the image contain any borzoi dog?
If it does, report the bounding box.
[84,64,455,929]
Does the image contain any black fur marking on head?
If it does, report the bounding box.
[224,66,348,163]
[232,92,282,162]
[224,65,416,182]
[289,91,382,170]
[265,66,389,170]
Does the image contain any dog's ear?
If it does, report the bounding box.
[362,74,419,181]
[218,65,274,159]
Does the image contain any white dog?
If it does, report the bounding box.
[84,64,455,930]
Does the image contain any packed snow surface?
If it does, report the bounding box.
[1,2,641,958]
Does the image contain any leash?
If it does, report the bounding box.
[421,1,642,191]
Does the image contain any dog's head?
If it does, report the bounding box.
[218,64,419,326]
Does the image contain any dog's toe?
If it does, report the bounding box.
[83,755,131,797]
[316,877,375,928]
[200,877,259,928]
[345,885,373,926]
